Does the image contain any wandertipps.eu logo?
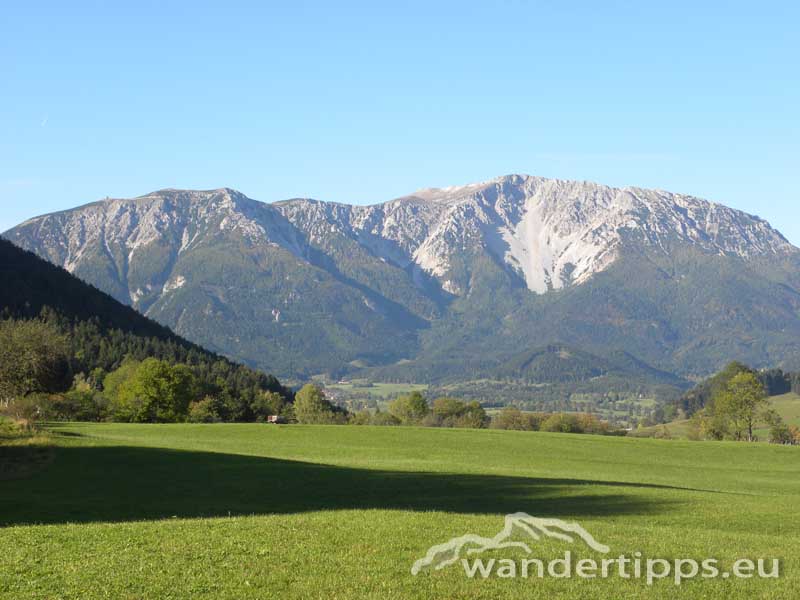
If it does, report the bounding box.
[411,513,780,585]
[411,513,608,575]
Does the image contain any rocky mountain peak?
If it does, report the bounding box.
[338,174,795,294]
[5,175,795,301]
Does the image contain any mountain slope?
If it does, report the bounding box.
[495,344,687,386]
[6,174,800,385]
[5,189,429,375]
[0,238,288,404]
[1,237,183,340]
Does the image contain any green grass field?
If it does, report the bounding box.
[753,392,800,439]
[326,381,429,398]
[628,419,693,439]
[1,423,798,599]
[768,393,800,423]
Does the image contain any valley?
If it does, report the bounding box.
[3,5,796,599]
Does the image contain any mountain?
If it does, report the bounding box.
[6,174,800,388]
[1,237,186,341]
[495,344,686,386]
[4,189,433,377]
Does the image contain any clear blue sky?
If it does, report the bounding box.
[2,1,798,242]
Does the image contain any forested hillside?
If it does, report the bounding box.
[0,239,290,422]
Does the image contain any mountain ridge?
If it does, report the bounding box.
[5,174,800,387]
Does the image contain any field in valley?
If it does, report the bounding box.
[1,423,798,599]
[325,381,429,400]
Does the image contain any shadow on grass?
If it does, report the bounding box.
[0,443,676,526]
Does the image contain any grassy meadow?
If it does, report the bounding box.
[1,423,798,599]
[754,392,800,439]
[325,381,429,398]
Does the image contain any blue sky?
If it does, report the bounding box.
[2,1,798,242]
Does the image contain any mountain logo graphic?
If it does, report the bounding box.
[411,513,610,575]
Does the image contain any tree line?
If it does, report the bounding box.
[273,387,616,435]
[0,318,616,438]
[0,315,291,427]
[672,362,800,444]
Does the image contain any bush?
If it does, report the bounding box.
[370,410,401,426]
[490,407,542,431]
[348,410,373,426]
[188,397,221,423]
[420,412,443,427]
[540,413,582,433]
[250,391,290,422]
[105,358,197,423]
[49,389,106,421]
[431,398,488,429]
[454,407,489,429]
[432,397,465,419]
[576,413,609,434]
[0,394,52,430]
[0,318,70,401]
[653,425,673,440]
[693,410,728,440]
[762,409,793,444]
[769,422,793,444]
[387,392,430,425]
[790,425,800,445]
[294,384,345,424]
